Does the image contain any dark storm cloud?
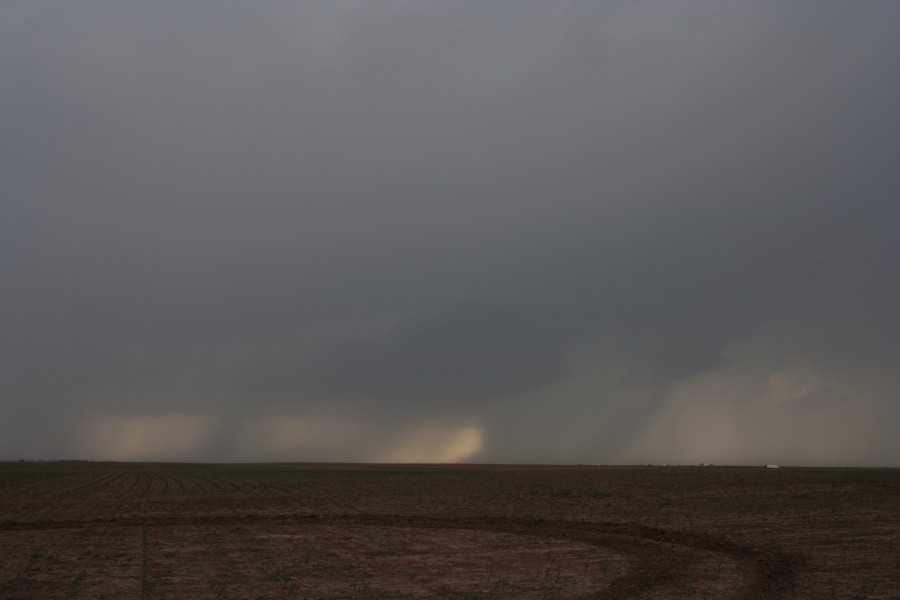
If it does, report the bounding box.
[1,1,899,464]
[293,304,567,405]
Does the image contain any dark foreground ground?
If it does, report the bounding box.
[0,462,897,599]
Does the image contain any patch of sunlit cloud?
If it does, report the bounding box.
[764,366,837,404]
[233,417,484,463]
[617,354,884,466]
[377,425,484,464]
[233,417,368,461]
[78,414,212,461]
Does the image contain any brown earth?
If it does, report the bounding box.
[0,463,897,599]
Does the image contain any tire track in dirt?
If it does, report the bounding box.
[313,514,800,600]
[0,512,800,599]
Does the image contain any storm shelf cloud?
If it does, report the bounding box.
[1,1,899,465]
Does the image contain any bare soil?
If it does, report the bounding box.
[1,463,897,599]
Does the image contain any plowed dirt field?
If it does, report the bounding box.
[1,463,897,599]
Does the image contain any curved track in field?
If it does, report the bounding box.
[332,514,800,600]
[1,511,800,599]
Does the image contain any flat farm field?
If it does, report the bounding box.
[0,463,897,599]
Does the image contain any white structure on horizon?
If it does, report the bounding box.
[766,464,780,469]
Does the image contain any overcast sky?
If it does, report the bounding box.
[2,1,898,465]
